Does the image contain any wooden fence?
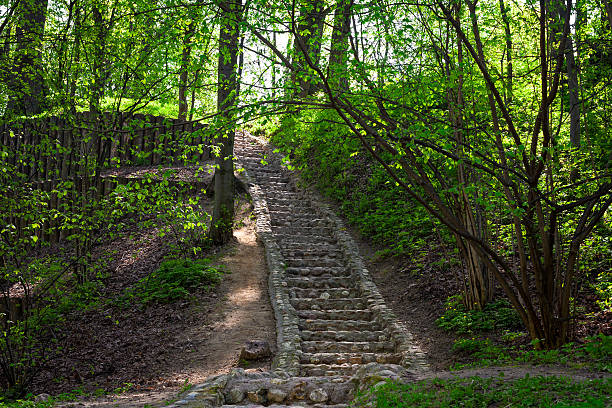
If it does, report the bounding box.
[0,111,211,182]
[1,112,212,245]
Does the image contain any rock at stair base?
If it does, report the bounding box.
[240,340,272,361]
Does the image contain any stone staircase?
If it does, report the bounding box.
[167,133,426,407]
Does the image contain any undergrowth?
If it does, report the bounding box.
[450,333,612,372]
[269,110,447,259]
[120,258,225,304]
[352,376,611,408]
[436,295,523,334]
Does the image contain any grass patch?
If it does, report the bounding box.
[352,375,611,408]
[121,257,225,304]
[449,334,612,372]
[437,295,523,334]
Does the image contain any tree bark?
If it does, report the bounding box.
[499,0,513,104]
[327,0,352,93]
[5,0,49,117]
[210,0,241,245]
[178,22,195,121]
[291,0,327,97]
[89,3,108,114]
[559,4,580,148]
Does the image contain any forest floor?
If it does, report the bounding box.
[22,165,611,407]
[26,170,276,407]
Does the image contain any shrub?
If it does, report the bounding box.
[437,295,522,334]
[125,258,224,304]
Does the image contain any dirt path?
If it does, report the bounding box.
[58,219,276,407]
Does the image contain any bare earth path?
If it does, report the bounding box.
[59,219,275,407]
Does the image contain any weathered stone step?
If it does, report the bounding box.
[279,242,341,251]
[267,208,316,218]
[301,340,396,353]
[277,245,342,256]
[272,227,335,238]
[286,278,355,289]
[291,288,359,299]
[299,319,380,332]
[246,171,289,179]
[300,330,388,342]
[296,309,372,321]
[274,234,337,245]
[267,211,321,222]
[285,257,343,268]
[265,193,303,201]
[266,197,309,205]
[285,267,350,278]
[291,298,366,311]
[300,352,402,365]
[300,364,359,377]
[221,404,348,408]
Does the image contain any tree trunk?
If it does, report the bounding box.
[210,0,241,245]
[499,0,513,104]
[603,0,612,28]
[89,4,107,114]
[5,0,49,117]
[178,22,195,121]
[291,0,327,97]
[448,5,494,309]
[327,0,352,93]
[559,5,580,148]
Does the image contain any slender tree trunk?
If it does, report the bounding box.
[327,0,352,93]
[5,0,49,117]
[559,5,580,148]
[467,0,500,132]
[210,0,241,245]
[603,0,612,28]
[291,0,327,97]
[499,0,513,104]
[448,6,494,309]
[178,22,195,121]
[89,4,108,114]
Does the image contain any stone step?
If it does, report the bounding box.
[301,340,396,353]
[298,319,380,332]
[279,242,341,251]
[285,277,354,289]
[300,330,388,342]
[265,193,303,201]
[272,227,335,238]
[284,257,344,268]
[300,352,402,365]
[296,309,372,321]
[268,209,316,219]
[291,298,366,311]
[300,364,359,377]
[285,267,351,278]
[275,235,337,246]
[221,404,348,408]
[291,288,359,299]
[279,246,343,255]
[268,212,322,222]
[246,171,289,179]
[266,197,309,205]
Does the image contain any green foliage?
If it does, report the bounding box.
[271,109,444,259]
[353,376,612,408]
[451,334,612,372]
[125,258,224,304]
[437,296,522,334]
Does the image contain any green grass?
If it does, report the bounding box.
[352,375,612,408]
[121,257,225,305]
[448,333,612,373]
[437,295,523,334]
